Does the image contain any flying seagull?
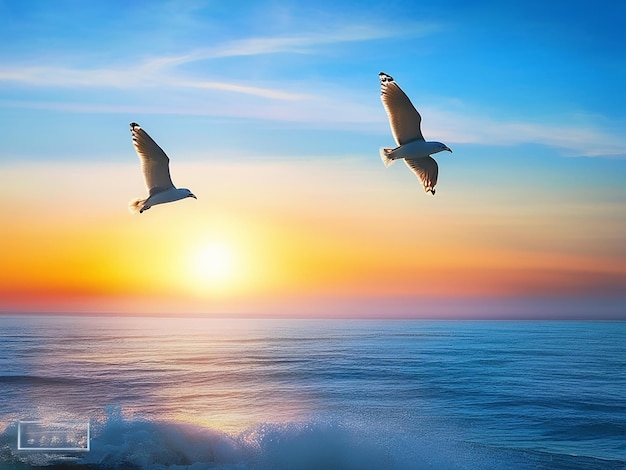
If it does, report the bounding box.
[128,122,196,213]
[379,72,452,195]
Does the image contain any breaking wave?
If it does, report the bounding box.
[1,410,624,470]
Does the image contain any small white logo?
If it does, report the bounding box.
[18,421,90,451]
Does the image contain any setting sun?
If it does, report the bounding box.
[187,242,237,294]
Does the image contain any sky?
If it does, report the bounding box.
[0,0,625,318]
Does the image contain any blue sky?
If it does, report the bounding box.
[2,0,625,161]
[1,0,625,317]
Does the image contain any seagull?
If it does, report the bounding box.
[379,72,452,195]
[128,122,196,213]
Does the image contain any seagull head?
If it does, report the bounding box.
[180,188,197,199]
[429,142,452,155]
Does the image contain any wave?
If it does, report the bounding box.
[1,410,625,470]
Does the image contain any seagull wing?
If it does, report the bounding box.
[379,72,424,146]
[130,122,175,196]
[405,157,438,194]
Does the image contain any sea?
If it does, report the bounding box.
[0,315,624,469]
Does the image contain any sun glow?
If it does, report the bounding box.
[187,242,238,295]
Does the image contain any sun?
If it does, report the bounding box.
[187,242,237,294]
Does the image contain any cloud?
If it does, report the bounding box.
[422,106,626,158]
[0,22,436,92]
[2,90,624,158]
[0,63,312,102]
[187,23,440,58]
[0,19,622,158]
[175,80,311,101]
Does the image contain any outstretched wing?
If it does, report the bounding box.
[379,72,424,146]
[405,157,438,194]
[130,122,175,195]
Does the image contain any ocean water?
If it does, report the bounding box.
[0,316,625,469]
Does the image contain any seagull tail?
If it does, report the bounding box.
[129,197,147,214]
[380,147,398,168]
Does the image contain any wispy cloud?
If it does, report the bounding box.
[176,80,311,101]
[0,66,135,89]
[0,62,310,101]
[422,106,626,158]
[188,23,439,59]
[0,22,436,93]
[2,89,624,158]
[1,19,622,158]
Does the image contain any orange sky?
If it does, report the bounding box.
[1,160,624,317]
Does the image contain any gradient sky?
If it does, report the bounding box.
[1,0,625,318]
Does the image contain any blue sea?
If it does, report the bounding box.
[0,316,625,469]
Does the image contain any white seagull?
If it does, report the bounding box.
[128,122,196,213]
[379,72,452,195]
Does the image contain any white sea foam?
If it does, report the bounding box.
[3,411,623,469]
